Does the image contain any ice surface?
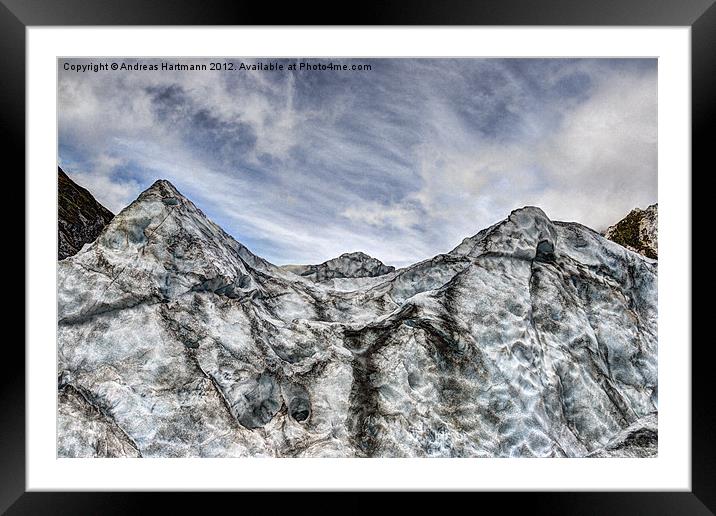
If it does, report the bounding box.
[58,182,658,457]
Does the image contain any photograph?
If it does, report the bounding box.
[56,57,658,459]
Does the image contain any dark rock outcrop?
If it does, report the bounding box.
[58,167,114,260]
[604,204,657,259]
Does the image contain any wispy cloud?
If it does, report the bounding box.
[59,58,657,266]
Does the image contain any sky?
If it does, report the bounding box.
[58,58,657,267]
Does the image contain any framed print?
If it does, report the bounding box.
[7,0,713,512]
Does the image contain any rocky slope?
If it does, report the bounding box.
[604,204,658,259]
[57,180,658,458]
[58,167,114,260]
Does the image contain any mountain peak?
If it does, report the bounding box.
[339,251,373,260]
[282,251,395,282]
[510,205,549,219]
[137,179,186,204]
[604,203,657,259]
[450,205,556,259]
[58,174,276,322]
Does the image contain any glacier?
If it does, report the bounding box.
[57,180,658,458]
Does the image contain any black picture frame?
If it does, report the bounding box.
[6,0,712,512]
